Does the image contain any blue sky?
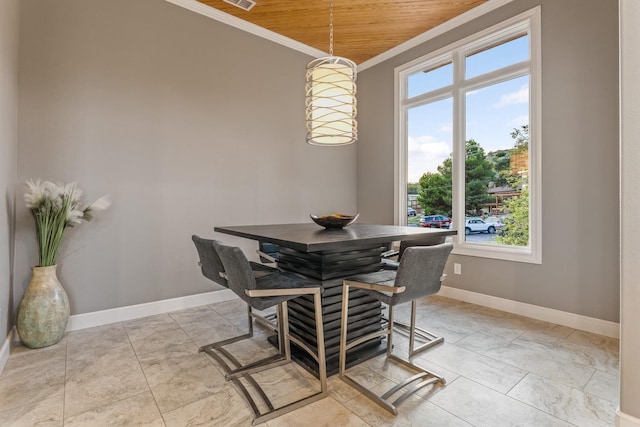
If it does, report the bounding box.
[407,36,529,182]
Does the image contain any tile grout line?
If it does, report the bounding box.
[451,375,582,427]
[122,320,169,427]
[501,373,583,427]
[166,304,263,422]
[426,375,481,427]
[503,370,529,396]
[339,394,381,427]
[453,329,600,387]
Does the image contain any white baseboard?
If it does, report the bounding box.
[438,286,620,339]
[5,284,618,372]
[1,290,237,376]
[617,408,640,427]
[16,285,619,337]
[66,289,237,332]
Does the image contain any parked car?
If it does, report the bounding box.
[464,217,496,235]
[419,215,451,228]
[408,207,417,216]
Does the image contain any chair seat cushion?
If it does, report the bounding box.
[250,271,321,311]
[249,261,280,278]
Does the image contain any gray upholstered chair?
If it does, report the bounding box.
[205,240,327,425]
[381,235,447,270]
[380,235,449,353]
[338,242,453,415]
[192,234,278,332]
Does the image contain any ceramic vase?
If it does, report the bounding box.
[16,265,70,349]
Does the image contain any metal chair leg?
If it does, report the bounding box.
[338,283,445,416]
[382,300,444,357]
[199,303,288,380]
[201,291,327,426]
[407,300,444,356]
[251,291,327,425]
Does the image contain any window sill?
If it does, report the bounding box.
[452,241,541,264]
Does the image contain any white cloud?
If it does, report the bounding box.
[407,136,451,182]
[493,84,529,108]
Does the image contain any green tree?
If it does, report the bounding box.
[494,125,530,246]
[417,139,494,215]
[486,125,529,189]
[417,167,452,215]
[407,182,419,194]
[487,149,511,187]
[464,139,494,213]
[511,125,529,149]
[496,188,529,246]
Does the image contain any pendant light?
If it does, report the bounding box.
[305,0,357,146]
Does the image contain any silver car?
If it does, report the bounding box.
[464,218,496,235]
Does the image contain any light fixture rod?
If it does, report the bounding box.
[329,0,334,56]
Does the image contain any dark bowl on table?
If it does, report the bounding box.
[310,213,360,229]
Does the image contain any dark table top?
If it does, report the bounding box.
[214,223,456,252]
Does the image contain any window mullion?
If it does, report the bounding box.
[462,61,530,93]
[452,50,466,246]
[403,86,455,109]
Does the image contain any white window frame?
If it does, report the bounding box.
[394,7,541,264]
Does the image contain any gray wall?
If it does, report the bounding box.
[14,0,356,316]
[0,0,19,343]
[358,0,620,322]
[9,0,620,325]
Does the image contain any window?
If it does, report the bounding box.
[395,8,541,263]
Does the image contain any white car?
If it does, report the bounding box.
[464,218,496,235]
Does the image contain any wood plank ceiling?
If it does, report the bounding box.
[196,0,488,64]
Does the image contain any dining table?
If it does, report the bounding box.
[214,222,457,375]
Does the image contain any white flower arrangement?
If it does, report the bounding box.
[24,180,111,267]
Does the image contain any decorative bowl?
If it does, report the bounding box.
[310,213,360,229]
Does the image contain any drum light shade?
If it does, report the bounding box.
[305,0,358,146]
[305,56,357,146]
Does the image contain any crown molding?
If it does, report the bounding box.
[165,0,327,59]
[358,0,516,70]
[166,0,515,71]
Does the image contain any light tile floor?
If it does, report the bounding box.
[0,296,619,427]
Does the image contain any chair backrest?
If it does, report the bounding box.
[397,235,447,260]
[213,240,258,305]
[394,243,453,305]
[191,235,227,287]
